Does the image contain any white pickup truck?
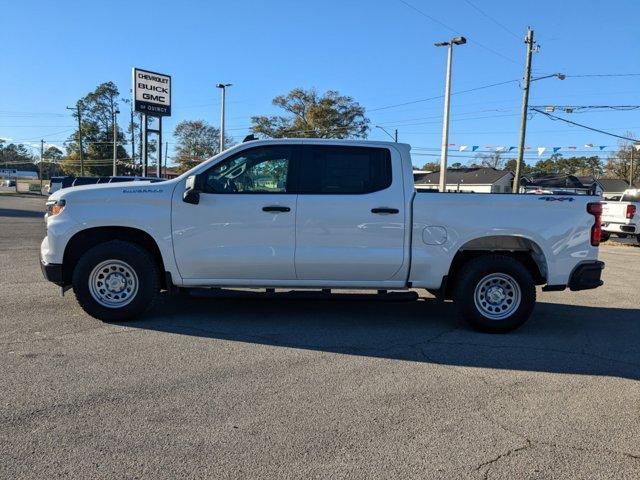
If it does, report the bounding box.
[41,139,605,332]
[602,188,639,243]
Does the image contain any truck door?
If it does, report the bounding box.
[172,145,298,281]
[294,144,406,282]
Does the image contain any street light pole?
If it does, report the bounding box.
[435,36,466,192]
[375,125,398,142]
[216,83,232,152]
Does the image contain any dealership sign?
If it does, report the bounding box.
[133,68,171,116]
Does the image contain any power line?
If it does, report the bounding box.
[395,0,518,64]
[369,79,519,112]
[530,108,639,142]
[461,0,520,39]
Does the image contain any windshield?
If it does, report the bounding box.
[621,192,640,202]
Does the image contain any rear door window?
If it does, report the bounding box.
[298,145,392,194]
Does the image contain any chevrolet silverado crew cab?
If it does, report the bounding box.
[41,139,605,333]
[602,188,639,243]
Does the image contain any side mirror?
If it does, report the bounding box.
[183,173,206,205]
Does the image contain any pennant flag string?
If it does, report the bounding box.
[444,144,610,152]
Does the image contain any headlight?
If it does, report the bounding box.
[46,199,66,217]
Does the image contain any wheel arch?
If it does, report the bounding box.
[63,226,166,288]
[443,235,548,299]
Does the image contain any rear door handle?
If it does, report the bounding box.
[371,207,399,214]
[262,205,291,212]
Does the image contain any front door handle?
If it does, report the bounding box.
[371,207,399,214]
[262,205,291,213]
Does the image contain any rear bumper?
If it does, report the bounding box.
[568,261,604,291]
[40,259,65,287]
[543,260,604,292]
[602,222,637,234]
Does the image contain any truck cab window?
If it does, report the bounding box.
[204,146,292,193]
[299,145,392,194]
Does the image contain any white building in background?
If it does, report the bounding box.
[0,168,39,179]
[413,167,514,193]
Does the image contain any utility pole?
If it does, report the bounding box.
[435,36,466,192]
[40,139,44,195]
[216,83,232,152]
[67,102,84,176]
[112,109,119,176]
[631,145,636,187]
[513,27,535,193]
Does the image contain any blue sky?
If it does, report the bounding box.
[2,0,639,167]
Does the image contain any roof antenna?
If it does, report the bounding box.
[243,134,257,142]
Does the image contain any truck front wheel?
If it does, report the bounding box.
[453,255,536,333]
[72,240,160,322]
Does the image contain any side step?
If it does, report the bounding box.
[188,288,419,302]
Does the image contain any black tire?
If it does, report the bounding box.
[72,240,160,322]
[453,254,536,333]
[616,233,628,239]
[600,231,611,242]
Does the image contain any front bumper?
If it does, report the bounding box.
[568,260,604,291]
[40,259,65,287]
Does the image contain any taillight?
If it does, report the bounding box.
[626,204,637,219]
[587,202,602,247]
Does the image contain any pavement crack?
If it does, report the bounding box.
[475,439,532,477]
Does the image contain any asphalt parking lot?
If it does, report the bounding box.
[1,194,639,479]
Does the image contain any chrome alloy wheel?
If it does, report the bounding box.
[88,259,139,308]
[473,273,521,320]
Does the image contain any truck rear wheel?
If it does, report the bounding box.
[453,255,536,333]
[72,240,159,322]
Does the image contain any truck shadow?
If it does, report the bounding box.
[128,290,640,381]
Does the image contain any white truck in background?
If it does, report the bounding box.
[41,139,605,333]
[602,188,640,243]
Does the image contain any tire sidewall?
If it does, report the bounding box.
[456,256,536,333]
[72,241,158,322]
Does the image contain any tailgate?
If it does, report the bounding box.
[602,202,628,223]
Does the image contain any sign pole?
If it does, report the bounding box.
[164,141,168,178]
[142,114,148,177]
[157,117,162,178]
